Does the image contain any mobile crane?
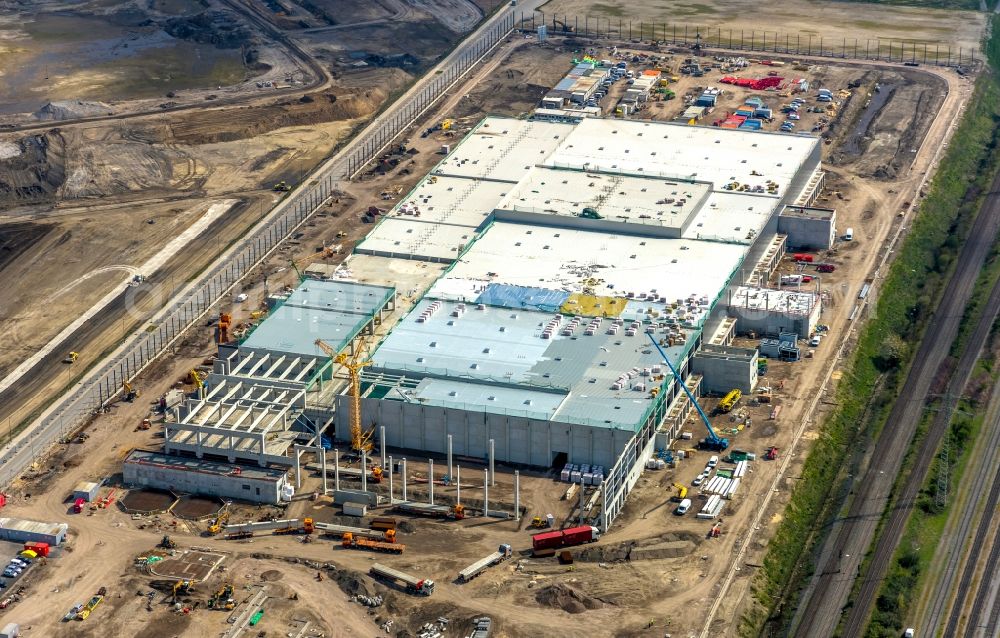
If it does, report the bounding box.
[647,334,729,451]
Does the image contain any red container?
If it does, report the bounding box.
[24,542,50,557]
[793,253,814,263]
[531,525,597,551]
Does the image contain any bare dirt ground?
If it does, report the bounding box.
[539,0,986,56]
[0,23,978,638]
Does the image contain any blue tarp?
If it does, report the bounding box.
[475,284,570,312]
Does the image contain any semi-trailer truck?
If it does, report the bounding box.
[370,563,434,595]
[531,525,600,552]
[458,544,512,582]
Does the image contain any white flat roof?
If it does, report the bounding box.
[390,175,512,229]
[429,221,746,316]
[433,118,569,182]
[683,191,775,244]
[729,286,820,316]
[498,166,710,232]
[336,254,446,300]
[547,118,817,195]
[354,217,478,261]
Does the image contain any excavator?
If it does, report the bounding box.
[371,465,384,483]
[218,312,232,344]
[158,536,176,550]
[123,381,138,403]
[208,507,230,535]
[62,352,79,364]
[171,580,196,603]
[207,583,234,609]
[671,483,688,502]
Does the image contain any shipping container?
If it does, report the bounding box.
[370,517,397,532]
[23,542,49,557]
[343,502,367,517]
[532,525,600,551]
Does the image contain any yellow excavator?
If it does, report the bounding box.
[63,352,79,364]
[671,483,688,502]
[171,580,196,603]
[207,506,229,535]
[315,338,374,455]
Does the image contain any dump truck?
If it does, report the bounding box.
[342,532,404,554]
[531,525,600,552]
[370,563,434,595]
[459,544,512,582]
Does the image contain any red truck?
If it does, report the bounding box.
[73,498,85,514]
[531,525,600,552]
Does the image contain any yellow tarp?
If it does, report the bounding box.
[19,550,37,558]
[560,294,628,318]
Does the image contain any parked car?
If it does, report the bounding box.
[809,335,822,347]
[816,263,836,273]
[674,498,692,515]
[692,475,705,486]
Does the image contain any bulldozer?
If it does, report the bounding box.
[272,181,291,192]
[530,514,553,529]
[63,352,79,364]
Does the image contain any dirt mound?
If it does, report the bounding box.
[164,10,253,48]
[534,583,604,614]
[260,569,283,581]
[331,568,373,597]
[396,519,416,534]
[33,101,113,121]
[0,221,51,271]
[0,133,66,210]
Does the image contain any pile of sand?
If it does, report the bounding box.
[33,100,113,121]
[534,583,604,614]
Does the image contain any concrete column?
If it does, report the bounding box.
[334,449,340,492]
[484,468,489,518]
[447,434,453,479]
[514,470,520,521]
[320,447,327,494]
[294,449,301,489]
[429,459,434,505]
[402,458,408,501]
[380,426,386,468]
[579,477,585,526]
[361,454,368,493]
[456,465,461,505]
[489,438,495,486]
[388,455,394,503]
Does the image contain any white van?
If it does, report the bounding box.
[707,455,719,467]
[843,227,854,241]
[675,498,692,515]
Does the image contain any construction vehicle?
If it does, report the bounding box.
[171,580,195,603]
[765,446,779,460]
[671,483,688,501]
[717,389,742,413]
[208,583,235,610]
[63,351,79,364]
[158,535,176,550]
[441,119,453,131]
[189,369,205,390]
[224,517,314,538]
[123,381,138,402]
[529,515,549,529]
[218,312,232,344]
[648,334,729,451]
[370,517,397,532]
[371,465,384,483]
[394,501,454,518]
[64,602,84,622]
[370,562,434,596]
[314,521,396,542]
[208,506,230,535]
[272,181,291,192]
[342,532,404,554]
[315,338,373,454]
[709,522,722,538]
[136,418,151,431]
[449,504,466,520]
[76,592,104,620]
[459,544,512,582]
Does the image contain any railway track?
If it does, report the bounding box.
[920,327,1000,633]
[957,462,1000,637]
[793,118,1000,636]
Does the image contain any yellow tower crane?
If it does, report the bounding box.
[315,338,374,454]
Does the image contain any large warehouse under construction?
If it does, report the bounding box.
[170,115,826,522]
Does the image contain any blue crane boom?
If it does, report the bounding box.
[647,333,729,451]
